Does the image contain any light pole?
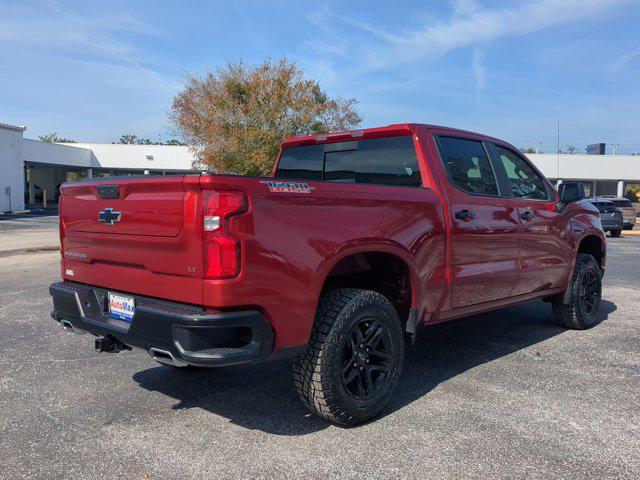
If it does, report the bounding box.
[556,120,560,184]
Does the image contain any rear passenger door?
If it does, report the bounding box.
[488,144,572,295]
[435,136,520,308]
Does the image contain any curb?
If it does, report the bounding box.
[0,245,59,258]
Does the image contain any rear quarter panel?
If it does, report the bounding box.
[200,176,446,349]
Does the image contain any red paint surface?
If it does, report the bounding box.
[58,124,605,353]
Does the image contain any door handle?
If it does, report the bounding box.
[454,210,475,222]
[520,211,535,222]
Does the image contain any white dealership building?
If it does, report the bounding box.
[0,122,197,212]
[1,121,639,212]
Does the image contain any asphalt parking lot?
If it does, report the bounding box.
[1,232,639,479]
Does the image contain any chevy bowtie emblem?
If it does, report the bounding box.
[98,208,122,226]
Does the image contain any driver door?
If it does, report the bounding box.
[489,144,572,296]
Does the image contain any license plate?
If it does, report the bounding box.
[108,292,135,322]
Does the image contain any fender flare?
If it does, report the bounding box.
[310,239,423,315]
[562,228,606,304]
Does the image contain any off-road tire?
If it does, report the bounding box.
[293,288,404,426]
[552,253,602,329]
[610,229,621,237]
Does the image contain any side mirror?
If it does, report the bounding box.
[558,182,585,203]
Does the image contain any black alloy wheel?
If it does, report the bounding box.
[341,318,393,400]
[578,268,600,316]
[552,253,602,329]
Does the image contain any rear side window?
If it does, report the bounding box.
[494,145,549,200]
[275,136,421,187]
[436,137,499,196]
[275,144,324,180]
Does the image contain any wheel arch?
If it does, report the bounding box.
[576,233,606,268]
[311,242,421,332]
[560,231,606,305]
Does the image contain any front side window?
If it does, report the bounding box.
[436,137,499,196]
[495,146,549,200]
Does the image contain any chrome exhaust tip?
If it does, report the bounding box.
[60,319,86,335]
[149,347,187,367]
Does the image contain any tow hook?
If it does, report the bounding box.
[95,335,131,353]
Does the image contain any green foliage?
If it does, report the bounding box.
[170,57,362,176]
[566,145,579,154]
[625,184,640,202]
[38,132,76,143]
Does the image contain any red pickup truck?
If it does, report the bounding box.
[49,124,606,426]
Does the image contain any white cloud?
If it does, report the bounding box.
[452,0,480,17]
[0,9,161,61]
[472,47,485,93]
[0,2,180,141]
[310,0,634,72]
[610,46,640,72]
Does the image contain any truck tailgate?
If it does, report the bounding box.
[59,175,205,305]
[62,176,185,237]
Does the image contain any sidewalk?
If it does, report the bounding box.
[0,229,59,257]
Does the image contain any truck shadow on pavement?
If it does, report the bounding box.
[132,299,616,435]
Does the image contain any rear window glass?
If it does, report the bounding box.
[612,199,632,207]
[592,202,617,213]
[275,136,421,187]
[275,144,324,180]
[324,137,421,186]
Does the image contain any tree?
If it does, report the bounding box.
[39,132,76,143]
[119,134,138,144]
[625,184,640,203]
[170,57,362,175]
[136,138,153,145]
[520,147,536,153]
[165,139,186,146]
[566,145,579,154]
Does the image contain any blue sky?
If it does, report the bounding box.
[1,0,639,153]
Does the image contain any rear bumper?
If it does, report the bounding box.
[49,281,274,367]
[601,219,624,230]
[622,212,636,225]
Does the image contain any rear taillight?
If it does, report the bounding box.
[202,191,246,278]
